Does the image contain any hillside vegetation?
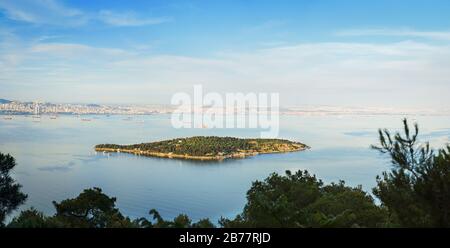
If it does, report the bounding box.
[95,136,308,160]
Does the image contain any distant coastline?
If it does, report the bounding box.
[3,99,450,116]
[95,136,309,161]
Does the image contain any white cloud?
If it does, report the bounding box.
[336,28,450,41]
[0,0,170,27]
[31,43,130,58]
[0,0,86,26]
[1,34,450,108]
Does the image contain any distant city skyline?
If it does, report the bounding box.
[1,97,449,116]
[1,0,450,108]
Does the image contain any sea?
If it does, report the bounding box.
[1,114,449,223]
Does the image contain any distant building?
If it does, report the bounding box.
[34,102,41,115]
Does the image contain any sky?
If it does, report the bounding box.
[1,0,450,108]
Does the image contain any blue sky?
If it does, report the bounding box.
[1,0,450,108]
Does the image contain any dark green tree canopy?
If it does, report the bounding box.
[9,189,215,228]
[52,187,136,228]
[136,209,215,228]
[0,152,27,226]
[220,170,389,228]
[8,208,58,228]
[372,119,450,227]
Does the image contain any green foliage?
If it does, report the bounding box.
[220,170,389,228]
[96,136,306,157]
[8,194,215,228]
[0,152,27,226]
[372,119,450,227]
[138,209,215,228]
[51,187,137,228]
[424,147,450,226]
[8,188,139,228]
[8,208,63,228]
[192,218,216,228]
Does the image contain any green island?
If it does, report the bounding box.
[95,136,309,161]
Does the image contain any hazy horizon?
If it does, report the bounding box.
[2,96,450,114]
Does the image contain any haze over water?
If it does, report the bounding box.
[1,114,449,222]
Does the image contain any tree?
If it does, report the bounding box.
[7,208,62,228]
[52,187,137,228]
[0,152,27,226]
[8,190,216,228]
[191,218,215,228]
[372,119,450,227]
[139,209,215,228]
[220,170,389,228]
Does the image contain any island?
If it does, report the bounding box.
[95,136,309,161]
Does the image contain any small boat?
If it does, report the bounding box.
[3,116,13,120]
[81,118,91,122]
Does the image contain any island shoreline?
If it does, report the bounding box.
[95,146,309,161]
[95,136,309,161]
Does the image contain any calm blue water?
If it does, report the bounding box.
[1,114,449,223]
